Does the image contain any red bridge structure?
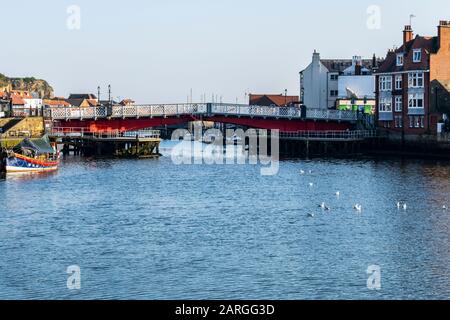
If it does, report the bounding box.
[48,103,373,134]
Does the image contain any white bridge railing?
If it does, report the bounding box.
[280,130,378,140]
[48,103,359,122]
[48,103,208,120]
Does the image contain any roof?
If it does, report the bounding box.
[11,95,25,105]
[321,59,377,73]
[65,98,98,107]
[120,99,135,105]
[43,99,71,107]
[377,35,439,73]
[68,94,97,100]
[249,94,300,107]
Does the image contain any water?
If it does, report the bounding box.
[1,141,450,300]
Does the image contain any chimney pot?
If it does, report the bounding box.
[403,25,414,44]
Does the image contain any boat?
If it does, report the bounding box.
[0,135,59,173]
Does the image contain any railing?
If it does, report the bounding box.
[210,103,358,121]
[50,127,90,137]
[279,130,379,141]
[210,103,302,118]
[48,103,207,120]
[50,127,161,139]
[305,108,357,121]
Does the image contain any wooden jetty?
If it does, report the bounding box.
[50,128,161,158]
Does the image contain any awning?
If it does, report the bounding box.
[13,134,55,155]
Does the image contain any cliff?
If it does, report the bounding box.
[0,73,54,99]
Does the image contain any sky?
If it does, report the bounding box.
[1,0,449,103]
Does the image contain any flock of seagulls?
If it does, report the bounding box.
[300,169,447,219]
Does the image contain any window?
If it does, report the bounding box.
[379,97,392,112]
[330,74,338,81]
[397,54,404,66]
[408,72,424,88]
[395,115,403,128]
[395,75,402,90]
[395,96,403,112]
[409,116,425,128]
[413,49,422,63]
[379,76,392,91]
[330,90,338,97]
[408,93,424,108]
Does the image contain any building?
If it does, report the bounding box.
[300,51,381,109]
[10,94,26,117]
[68,94,98,101]
[23,92,43,116]
[249,94,299,107]
[120,99,135,106]
[43,98,71,108]
[375,21,450,135]
[0,92,10,118]
[336,56,378,114]
[6,90,43,116]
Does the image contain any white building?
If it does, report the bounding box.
[300,51,381,109]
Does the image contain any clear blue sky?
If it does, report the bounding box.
[1,0,448,103]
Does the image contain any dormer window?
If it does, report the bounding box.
[413,49,422,63]
[396,53,404,66]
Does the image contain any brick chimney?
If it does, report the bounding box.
[403,25,414,44]
[438,20,450,49]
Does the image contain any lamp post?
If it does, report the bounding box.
[284,89,288,106]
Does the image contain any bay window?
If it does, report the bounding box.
[379,76,392,91]
[408,93,424,108]
[408,72,424,88]
[379,97,392,112]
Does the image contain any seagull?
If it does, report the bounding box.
[319,202,326,209]
[324,205,331,211]
[403,203,407,210]
[443,205,447,210]
[308,213,315,218]
[309,183,314,187]
[354,204,362,212]
[397,202,401,210]
[300,170,305,175]
[336,191,340,197]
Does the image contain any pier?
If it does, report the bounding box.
[51,128,161,158]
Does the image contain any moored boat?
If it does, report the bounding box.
[1,135,59,173]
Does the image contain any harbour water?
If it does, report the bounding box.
[1,140,450,299]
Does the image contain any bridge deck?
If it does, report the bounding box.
[47,103,361,122]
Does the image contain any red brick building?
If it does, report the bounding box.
[375,21,450,135]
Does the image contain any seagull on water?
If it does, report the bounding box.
[443,205,447,210]
[308,213,315,218]
[397,202,401,210]
[300,170,305,175]
[336,191,340,197]
[403,203,407,210]
[319,202,326,209]
[354,204,362,212]
[309,183,314,187]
